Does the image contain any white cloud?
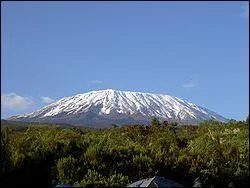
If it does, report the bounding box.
[242,3,249,18]
[182,83,195,88]
[182,75,199,89]
[41,96,55,104]
[1,93,34,110]
[90,80,103,84]
[238,3,249,18]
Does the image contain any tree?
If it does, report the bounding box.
[162,120,169,126]
[111,124,118,129]
[170,121,178,127]
[150,117,160,127]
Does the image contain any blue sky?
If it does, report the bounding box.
[1,1,249,120]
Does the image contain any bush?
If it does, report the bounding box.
[57,156,83,185]
[1,120,248,187]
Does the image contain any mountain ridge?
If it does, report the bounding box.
[7,89,228,127]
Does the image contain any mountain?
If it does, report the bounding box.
[7,89,227,127]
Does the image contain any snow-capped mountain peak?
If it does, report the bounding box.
[7,89,227,127]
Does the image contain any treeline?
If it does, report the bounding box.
[0,119,249,187]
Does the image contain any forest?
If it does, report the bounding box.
[0,118,249,187]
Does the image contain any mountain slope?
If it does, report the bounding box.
[7,89,227,126]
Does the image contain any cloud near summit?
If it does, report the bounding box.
[1,93,34,110]
[41,96,55,104]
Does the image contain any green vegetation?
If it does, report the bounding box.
[1,119,249,187]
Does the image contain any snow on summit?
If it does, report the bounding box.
[7,89,227,127]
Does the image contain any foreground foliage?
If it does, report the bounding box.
[1,119,249,187]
